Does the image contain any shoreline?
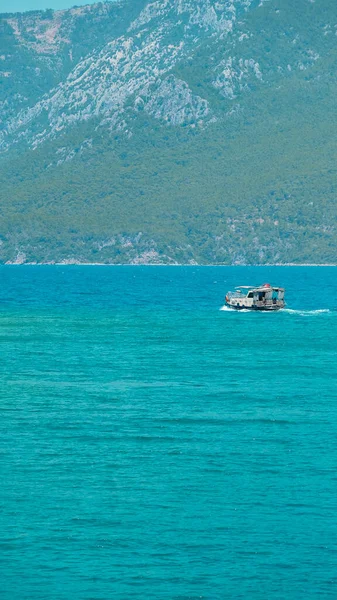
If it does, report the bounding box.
[1,263,337,267]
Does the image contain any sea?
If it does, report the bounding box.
[1,265,337,600]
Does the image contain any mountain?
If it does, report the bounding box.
[1,0,337,264]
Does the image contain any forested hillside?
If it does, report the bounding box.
[1,0,337,264]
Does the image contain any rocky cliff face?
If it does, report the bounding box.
[0,1,251,149]
[1,0,337,264]
[1,0,326,153]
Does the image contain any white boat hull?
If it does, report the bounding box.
[225,301,283,312]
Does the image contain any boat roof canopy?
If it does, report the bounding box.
[235,285,285,292]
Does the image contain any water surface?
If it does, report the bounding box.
[1,266,337,599]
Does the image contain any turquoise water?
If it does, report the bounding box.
[1,266,337,599]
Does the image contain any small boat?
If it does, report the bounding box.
[225,283,285,311]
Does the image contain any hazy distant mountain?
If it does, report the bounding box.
[1,0,337,264]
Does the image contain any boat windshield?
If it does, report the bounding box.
[227,290,246,300]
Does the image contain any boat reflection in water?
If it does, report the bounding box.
[225,283,285,311]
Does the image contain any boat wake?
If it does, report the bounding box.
[220,305,250,312]
[282,308,331,316]
[220,306,331,315]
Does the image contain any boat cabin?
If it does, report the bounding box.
[225,283,285,311]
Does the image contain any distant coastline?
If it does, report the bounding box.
[2,263,337,267]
